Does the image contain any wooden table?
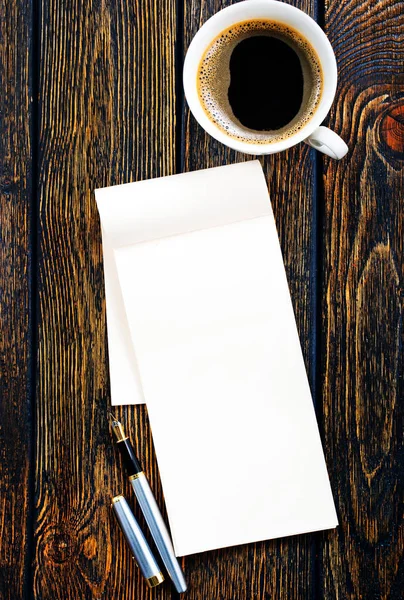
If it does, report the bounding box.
[1,0,403,598]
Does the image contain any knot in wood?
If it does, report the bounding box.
[43,527,77,565]
[379,103,404,156]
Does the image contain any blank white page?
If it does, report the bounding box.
[113,165,337,556]
[96,161,273,405]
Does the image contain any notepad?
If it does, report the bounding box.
[96,161,338,557]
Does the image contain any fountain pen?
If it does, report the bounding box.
[109,414,187,594]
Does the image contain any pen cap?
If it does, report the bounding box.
[111,495,164,588]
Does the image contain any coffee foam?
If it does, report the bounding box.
[197,19,323,144]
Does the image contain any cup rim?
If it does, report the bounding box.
[183,0,338,155]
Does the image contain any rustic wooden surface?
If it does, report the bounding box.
[320,0,404,597]
[0,1,33,598]
[0,0,402,598]
[33,0,176,598]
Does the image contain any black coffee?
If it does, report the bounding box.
[197,19,323,144]
[228,36,303,131]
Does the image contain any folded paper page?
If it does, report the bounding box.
[96,161,274,405]
[96,161,338,556]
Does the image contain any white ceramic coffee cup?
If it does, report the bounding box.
[183,0,348,159]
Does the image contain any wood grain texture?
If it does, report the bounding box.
[320,0,404,597]
[2,0,403,597]
[181,1,320,598]
[34,0,176,598]
[0,1,33,598]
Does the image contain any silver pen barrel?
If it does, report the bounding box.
[130,473,187,593]
[111,495,164,588]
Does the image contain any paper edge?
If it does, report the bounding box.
[94,159,262,194]
[174,520,339,558]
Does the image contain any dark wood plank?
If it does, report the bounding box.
[182,1,320,598]
[34,0,177,597]
[0,1,33,598]
[320,0,404,597]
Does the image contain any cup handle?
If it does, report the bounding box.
[305,126,348,159]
